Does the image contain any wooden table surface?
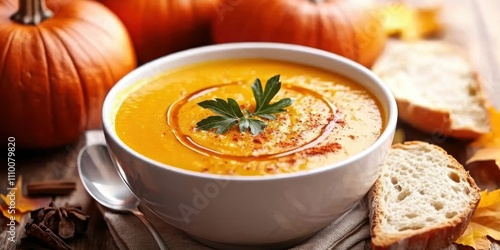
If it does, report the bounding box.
[1,0,499,249]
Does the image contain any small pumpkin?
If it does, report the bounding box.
[0,0,136,149]
[212,0,386,67]
[99,0,220,64]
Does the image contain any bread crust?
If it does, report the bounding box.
[396,99,484,140]
[369,141,481,250]
[372,40,491,139]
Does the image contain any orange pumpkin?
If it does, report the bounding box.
[100,0,220,64]
[212,0,386,67]
[0,0,136,149]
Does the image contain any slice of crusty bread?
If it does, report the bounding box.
[369,141,481,250]
[372,40,490,139]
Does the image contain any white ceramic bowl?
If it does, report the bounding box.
[102,43,397,248]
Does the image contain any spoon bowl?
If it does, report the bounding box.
[78,144,139,211]
[77,144,168,250]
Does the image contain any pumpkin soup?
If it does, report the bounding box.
[114,59,383,175]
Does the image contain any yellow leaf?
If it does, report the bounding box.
[456,189,500,250]
[392,128,406,145]
[378,2,442,40]
[471,107,500,148]
[0,176,52,222]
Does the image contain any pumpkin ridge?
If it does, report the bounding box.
[251,3,269,40]
[36,27,58,143]
[92,21,132,79]
[0,28,17,78]
[276,4,294,42]
[61,3,136,129]
[57,18,132,129]
[51,25,106,130]
[336,3,360,62]
[314,8,324,49]
[294,5,318,47]
[4,0,14,9]
[316,7,331,53]
[131,1,148,62]
[59,1,128,43]
[62,15,117,42]
[190,0,207,25]
[44,27,88,138]
[187,0,196,25]
[188,0,207,41]
[0,28,19,141]
[325,7,341,51]
[61,20,117,76]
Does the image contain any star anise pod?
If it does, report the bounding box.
[31,201,89,239]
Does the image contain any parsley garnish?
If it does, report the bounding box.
[196,75,293,135]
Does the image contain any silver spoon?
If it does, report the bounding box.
[77,144,169,250]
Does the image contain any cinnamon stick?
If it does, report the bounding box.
[24,223,72,250]
[27,180,76,196]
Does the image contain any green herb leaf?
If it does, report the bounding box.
[196,116,238,135]
[239,118,267,135]
[253,98,293,118]
[252,75,281,114]
[198,98,243,118]
[196,75,293,135]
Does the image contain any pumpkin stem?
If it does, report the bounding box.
[11,0,53,25]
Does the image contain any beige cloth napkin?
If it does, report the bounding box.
[100,197,372,250]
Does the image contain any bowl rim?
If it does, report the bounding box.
[102,42,398,181]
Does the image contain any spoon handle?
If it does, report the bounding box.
[131,209,169,250]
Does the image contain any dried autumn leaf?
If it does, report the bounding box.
[467,147,500,167]
[467,107,500,187]
[467,160,500,191]
[456,189,500,250]
[0,176,52,222]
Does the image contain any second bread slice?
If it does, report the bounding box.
[372,40,490,139]
[369,141,481,250]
